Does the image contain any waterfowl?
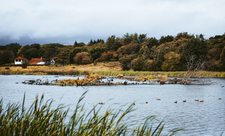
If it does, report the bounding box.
[219,98,222,100]
[195,100,199,101]
[174,101,177,103]
[133,102,135,105]
[183,100,186,102]
[157,99,161,101]
[99,102,104,105]
[200,100,204,102]
[146,102,148,104]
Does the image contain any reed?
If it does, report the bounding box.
[0,91,183,136]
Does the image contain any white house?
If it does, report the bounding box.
[50,58,55,64]
[14,56,28,65]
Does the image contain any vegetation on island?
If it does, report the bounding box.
[0,91,184,135]
[0,32,225,73]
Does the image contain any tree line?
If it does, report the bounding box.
[0,32,225,71]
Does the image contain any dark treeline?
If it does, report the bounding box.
[0,32,225,71]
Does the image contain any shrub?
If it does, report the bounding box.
[21,62,29,68]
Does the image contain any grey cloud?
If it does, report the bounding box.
[0,0,225,45]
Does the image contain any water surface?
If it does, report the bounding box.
[0,75,225,136]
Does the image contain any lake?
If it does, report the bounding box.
[0,75,225,136]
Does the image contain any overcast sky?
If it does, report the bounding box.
[0,0,225,45]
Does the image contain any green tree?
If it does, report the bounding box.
[118,54,136,70]
[90,47,106,61]
[174,32,194,40]
[0,50,14,65]
[159,35,174,44]
[132,56,146,71]
[144,59,155,71]
[138,34,147,43]
[74,42,85,47]
[218,46,225,71]
[5,43,21,58]
[40,43,63,63]
[181,38,207,69]
[145,37,159,49]
[17,45,30,58]
[54,50,69,66]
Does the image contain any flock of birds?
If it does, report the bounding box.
[98,98,223,105]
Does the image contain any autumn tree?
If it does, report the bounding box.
[73,52,93,64]
[161,51,181,71]
[116,43,140,58]
[69,47,88,64]
[99,51,118,62]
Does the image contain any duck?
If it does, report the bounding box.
[133,102,135,105]
[157,99,161,101]
[146,102,148,104]
[219,98,222,100]
[183,100,186,102]
[99,102,104,105]
[200,100,204,102]
[195,100,199,101]
[174,101,177,103]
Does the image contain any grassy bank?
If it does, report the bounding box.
[1,64,225,77]
[0,91,183,135]
[89,71,225,78]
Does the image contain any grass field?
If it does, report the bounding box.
[1,62,225,78]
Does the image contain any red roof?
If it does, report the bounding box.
[15,56,28,60]
[29,58,44,64]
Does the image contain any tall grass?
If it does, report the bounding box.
[0,91,183,136]
[89,71,225,78]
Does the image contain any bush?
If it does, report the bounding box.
[21,62,29,68]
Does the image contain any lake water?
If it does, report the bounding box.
[0,75,225,136]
